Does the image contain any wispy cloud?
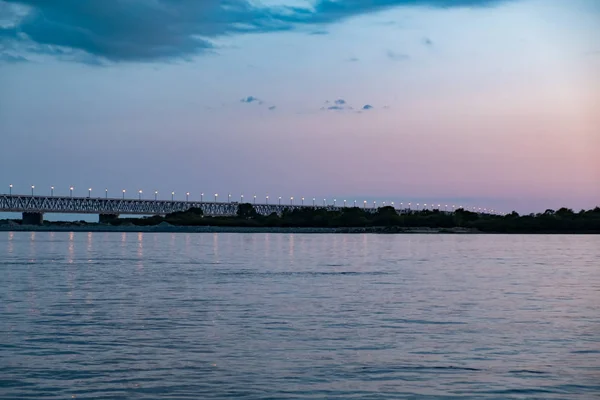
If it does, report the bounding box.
[322,99,381,112]
[423,37,434,46]
[386,50,410,61]
[0,0,516,63]
[322,99,352,111]
[0,52,27,63]
[240,95,278,110]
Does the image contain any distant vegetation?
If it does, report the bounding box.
[102,205,600,233]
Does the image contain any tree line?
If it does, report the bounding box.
[108,204,600,233]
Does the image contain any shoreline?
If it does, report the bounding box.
[1,225,598,234]
[0,224,477,234]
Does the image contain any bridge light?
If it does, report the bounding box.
[88,188,92,198]
[51,186,54,197]
[70,186,74,198]
[253,195,256,204]
[278,196,281,205]
[154,190,158,201]
[171,191,175,201]
[343,200,346,207]
[31,185,35,196]
[201,193,204,202]
[290,196,293,205]
[139,190,143,200]
[105,188,108,199]
[122,189,126,199]
[312,198,315,206]
[241,194,244,202]
[266,195,269,204]
[9,184,12,196]
[186,192,190,202]
[228,193,231,203]
[333,198,336,206]
[301,197,304,205]
[214,193,218,203]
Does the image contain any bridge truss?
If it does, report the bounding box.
[0,194,382,217]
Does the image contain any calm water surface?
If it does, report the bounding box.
[1,232,599,399]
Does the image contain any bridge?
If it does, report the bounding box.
[0,194,384,225]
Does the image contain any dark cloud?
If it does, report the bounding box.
[387,50,410,61]
[268,105,277,110]
[423,37,434,46]
[362,104,374,110]
[0,0,515,63]
[327,106,345,110]
[334,99,346,105]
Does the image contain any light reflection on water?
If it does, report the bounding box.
[1,232,599,399]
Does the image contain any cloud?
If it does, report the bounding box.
[0,0,515,63]
[240,95,278,110]
[240,96,262,104]
[347,56,359,62]
[362,104,374,110]
[423,37,434,46]
[0,52,27,63]
[322,99,354,111]
[386,50,410,61]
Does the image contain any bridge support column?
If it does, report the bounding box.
[22,212,44,225]
[99,214,119,224]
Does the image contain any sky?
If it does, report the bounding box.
[0,0,599,218]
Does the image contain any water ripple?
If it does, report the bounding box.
[1,232,599,399]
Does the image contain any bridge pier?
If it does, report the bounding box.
[22,212,44,225]
[99,214,119,224]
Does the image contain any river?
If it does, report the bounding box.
[1,232,599,399]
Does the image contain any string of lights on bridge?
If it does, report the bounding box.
[6,184,502,215]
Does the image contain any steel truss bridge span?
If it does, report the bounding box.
[0,194,380,223]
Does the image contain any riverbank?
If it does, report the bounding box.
[0,223,478,234]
